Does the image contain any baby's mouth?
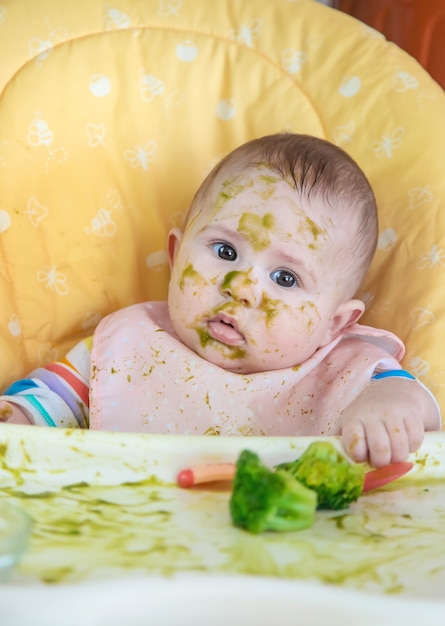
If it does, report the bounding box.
[207,314,245,346]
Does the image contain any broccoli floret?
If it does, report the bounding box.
[229,449,317,534]
[277,441,365,510]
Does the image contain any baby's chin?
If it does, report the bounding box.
[207,354,304,375]
[182,332,296,374]
[195,347,282,375]
[191,343,252,374]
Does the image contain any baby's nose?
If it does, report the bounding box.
[221,269,259,307]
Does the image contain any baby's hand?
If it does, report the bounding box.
[339,376,440,468]
[0,400,32,425]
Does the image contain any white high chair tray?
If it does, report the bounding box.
[0,426,445,625]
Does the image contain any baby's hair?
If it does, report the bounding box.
[189,133,378,296]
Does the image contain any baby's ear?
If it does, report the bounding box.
[167,228,183,269]
[321,299,365,346]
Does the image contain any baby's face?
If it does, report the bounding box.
[168,168,352,374]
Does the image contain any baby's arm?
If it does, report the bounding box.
[340,372,441,467]
[0,337,92,428]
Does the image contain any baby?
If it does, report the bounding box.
[0,133,440,467]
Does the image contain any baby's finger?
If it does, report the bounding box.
[384,421,410,464]
[365,421,393,468]
[341,419,368,463]
[404,413,425,453]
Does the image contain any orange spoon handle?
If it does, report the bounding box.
[177,460,414,491]
[177,463,236,487]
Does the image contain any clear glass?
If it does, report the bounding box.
[0,502,31,582]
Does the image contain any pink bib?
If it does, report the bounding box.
[89,302,404,435]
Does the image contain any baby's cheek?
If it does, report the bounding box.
[258,294,282,327]
[290,300,321,336]
[177,262,209,292]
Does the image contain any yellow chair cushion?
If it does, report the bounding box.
[0,0,444,415]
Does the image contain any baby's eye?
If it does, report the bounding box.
[212,242,237,261]
[270,269,299,288]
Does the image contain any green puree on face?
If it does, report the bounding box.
[238,212,275,251]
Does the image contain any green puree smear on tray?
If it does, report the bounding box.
[1,470,445,596]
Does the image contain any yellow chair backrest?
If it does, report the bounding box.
[1,0,444,415]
